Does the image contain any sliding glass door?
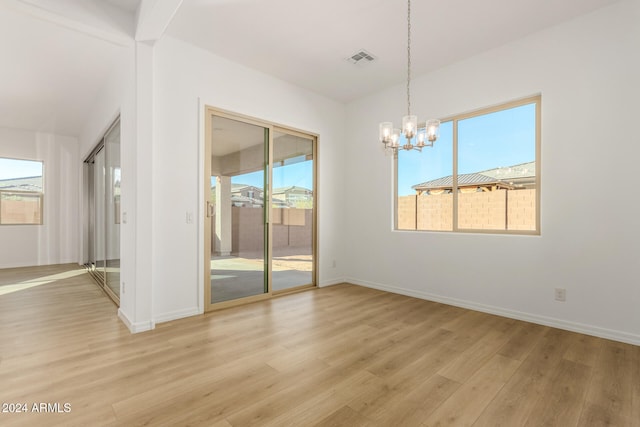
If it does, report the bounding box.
[84,118,121,305]
[105,123,121,298]
[204,109,316,311]
[93,147,106,281]
[207,114,269,306]
[271,129,314,292]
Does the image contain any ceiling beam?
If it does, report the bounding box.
[135,0,183,42]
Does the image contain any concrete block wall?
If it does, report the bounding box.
[417,193,453,231]
[507,189,536,230]
[399,189,535,231]
[0,199,41,224]
[217,207,313,255]
[231,207,265,254]
[397,195,416,230]
[458,190,507,230]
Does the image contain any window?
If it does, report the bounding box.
[0,157,44,225]
[396,95,540,234]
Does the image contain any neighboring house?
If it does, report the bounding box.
[231,184,263,200]
[412,161,535,195]
[231,184,263,207]
[272,186,312,206]
[0,176,43,193]
[212,183,299,208]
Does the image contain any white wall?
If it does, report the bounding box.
[151,36,346,322]
[0,128,79,268]
[344,0,640,344]
[77,44,150,331]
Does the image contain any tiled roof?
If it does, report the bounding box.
[0,176,43,192]
[231,184,262,192]
[478,161,535,180]
[412,161,535,190]
[414,173,497,189]
[272,186,312,194]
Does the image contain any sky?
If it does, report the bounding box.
[0,158,43,180]
[397,102,536,196]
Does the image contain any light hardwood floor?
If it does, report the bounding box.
[0,264,638,426]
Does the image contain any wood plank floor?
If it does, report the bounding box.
[0,264,638,426]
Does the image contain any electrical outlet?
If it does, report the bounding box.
[122,282,125,293]
[554,288,566,302]
[186,212,193,224]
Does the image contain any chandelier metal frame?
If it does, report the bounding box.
[379,0,440,153]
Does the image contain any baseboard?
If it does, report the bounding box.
[318,277,347,288]
[153,307,201,324]
[118,309,155,334]
[347,278,640,347]
[0,261,84,270]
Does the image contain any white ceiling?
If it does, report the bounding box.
[167,0,621,103]
[104,0,140,13]
[0,0,621,136]
[0,0,139,136]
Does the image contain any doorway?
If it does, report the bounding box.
[204,108,317,311]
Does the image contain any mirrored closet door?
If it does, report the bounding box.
[84,117,121,305]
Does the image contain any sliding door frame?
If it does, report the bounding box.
[204,107,273,311]
[271,125,318,296]
[203,106,318,312]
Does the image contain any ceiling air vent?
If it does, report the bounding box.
[347,49,376,65]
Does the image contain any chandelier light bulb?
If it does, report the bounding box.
[426,119,440,142]
[402,115,417,139]
[379,122,394,143]
[391,129,401,147]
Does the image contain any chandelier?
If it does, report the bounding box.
[379,0,440,152]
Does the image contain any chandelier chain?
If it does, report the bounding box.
[407,0,411,117]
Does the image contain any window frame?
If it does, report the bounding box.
[394,95,541,235]
[0,157,45,226]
